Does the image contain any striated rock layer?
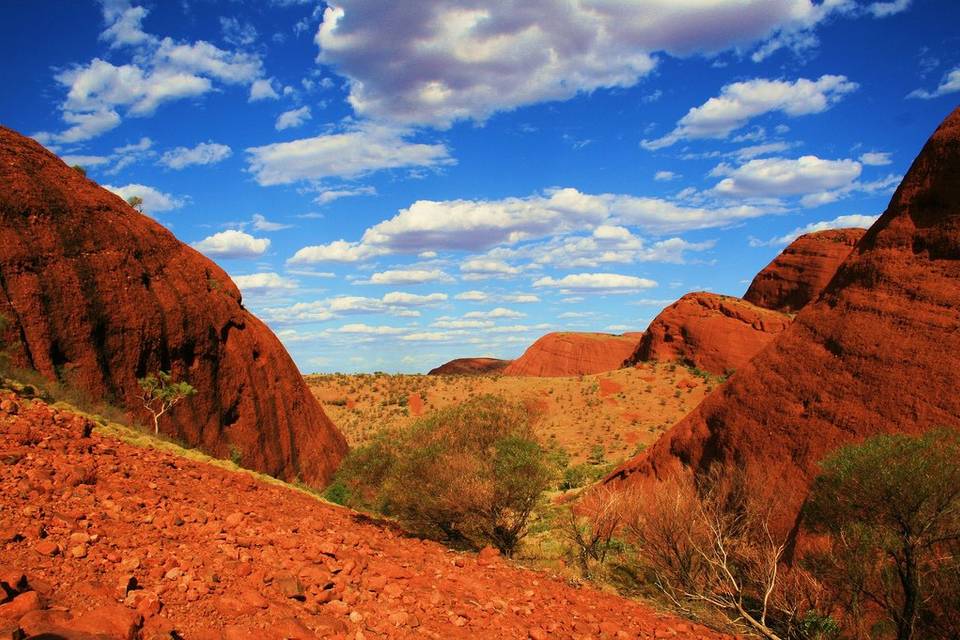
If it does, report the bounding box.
[625,293,791,376]
[608,107,960,529]
[0,126,346,486]
[428,358,511,376]
[743,228,866,313]
[503,332,642,377]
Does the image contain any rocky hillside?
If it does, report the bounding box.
[743,228,866,313]
[427,358,511,376]
[503,333,642,377]
[0,390,729,639]
[624,293,791,376]
[0,126,346,486]
[608,107,960,529]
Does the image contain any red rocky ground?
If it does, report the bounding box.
[0,391,729,640]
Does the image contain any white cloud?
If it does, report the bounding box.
[316,1,857,127]
[464,308,525,319]
[288,187,770,262]
[314,186,376,205]
[104,183,185,213]
[275,106,312,130]
[361,268,454,285]
[221,16,258,47]
[251,213,292,231]
[62,154,111,167]
[99,5,155,49]
[192,230,270,259]
[232,272,298,295]
[503,294,540,303]
[431,318,494,329]
[460,259,521,279]
[261,291,446,324]
[867,0,911,18]
[751,213,879,246]
[908,66,960,99]
[159,141,232,169]
[249,78,280,101]
[533,273,658,293]
[712,156,862,198]
[859,151,892,166]
[36,109,122,144]
[245,123,453,185]
[329,323,408,335]
[654,170,679,181]
[455,290,488,302]
[642,75,858,149]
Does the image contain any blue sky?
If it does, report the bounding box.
[2,0,958,373]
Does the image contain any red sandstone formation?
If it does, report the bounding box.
[0,126,346,486]
[427,358,511,376]
[503,332,641,377]
[743,228,866,313]
[0,391,731,639]
[625,293,791,376]
[608,107,960,530]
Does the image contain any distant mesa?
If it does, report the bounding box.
[0,126,347,486]
[503,332,643,377]
[623,292,791,376]
[608,106,960,531]
[428,357,512,376]
[743,228,866,313]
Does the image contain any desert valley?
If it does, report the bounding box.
[2,2,960,639]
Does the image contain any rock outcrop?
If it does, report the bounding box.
[503,332,642,377]
[743,228,866,313]
[428,358,511,376]
[0,126,346,486]
[608,107,960,529]
[625,293,791,376]
[0,389,732,639]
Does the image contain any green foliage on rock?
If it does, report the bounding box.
[137,370,196,435]
[327,395,560,556]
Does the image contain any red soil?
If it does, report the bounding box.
[0,126,346,487]
[427,358,511,376]
[0,392,731,639]
[608,107,960,532]
[743,228,866,313]
[625,293,791,375]
[503,333,641,377]
[597,379,622,397]
[407,393,424,417]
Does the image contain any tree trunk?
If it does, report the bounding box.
[897,546,918,640]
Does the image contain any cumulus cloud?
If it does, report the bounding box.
[360,268,454,285]
[231,272,298,295]
[315,1,858,127]
[642,75,858,149]
[314,186,377,205]
[36,3,267,143]
[867,0,911,18]
[250,213,292,232]
[907,66,960,99]
[455,290,488,302]
[275,106,311,130]
[712,155,862,198]
[191,230,270,258]
[249,78,280,101]
[261,291,447,324]
[459,259,522,279]
[159,141,231,169]
[750,213,880,246]
[245,123,453,185]
[654,171,679,181]
[533,273,658,293]
[463,307,525,319]
[288,187,768,262]
[859,151,892,166]
[103,183,185,213]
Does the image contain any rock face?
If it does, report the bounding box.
[503,332,642,377]
[743,228,866,313]
[0,390,732,639]
[608,107,960,529]
[0,126,346,486]
[428,358,511,376]
[625,293,791,376]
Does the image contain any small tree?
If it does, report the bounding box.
[805,429,960,640]
[566,485,625,578]
[138,371,196,434]
[127,195,144,213]
[71,164,87,177]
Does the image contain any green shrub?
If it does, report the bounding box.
[330,395,559,555]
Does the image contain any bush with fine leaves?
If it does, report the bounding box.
[327,395,558,555]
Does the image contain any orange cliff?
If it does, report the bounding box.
[607,106,960,531]
[503,332,642,377]
[0,126,347,486]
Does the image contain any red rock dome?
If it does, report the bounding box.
[503,332,641,377]
[0,126,347,486]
